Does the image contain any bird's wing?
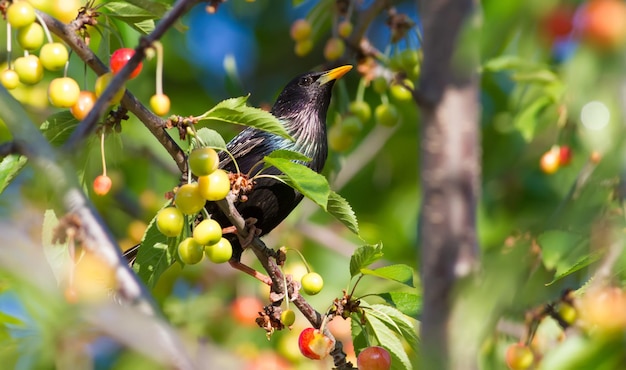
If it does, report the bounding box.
[219,128,271,172]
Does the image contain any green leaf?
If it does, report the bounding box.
[327,191,359,235]
[514,95,552,141]
[193,128,227,151]
[349,244,384,278]
[361,264,415,287]
[125,0,169,17]
[362,306,414,370]
[512,69,559,84]
[267,149,311,162]
[133,204,177,288]
[103,1,158,33]
[537,230,585,271]
[546,249,603,286]
[198,96,292,141]
[367,303,420,351]
[378,292,421,317]
[39,111,79,146]
[263,157,330,210]
[0,154,26,194]
[482,55,528,72]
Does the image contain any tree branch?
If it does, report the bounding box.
[416,0,481,369]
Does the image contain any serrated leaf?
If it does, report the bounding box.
[350,244,384,278]
[378,292,421,317]
[133,204,177,288]
[129,19,155,34]
[368,303,420,351]
[125,0,169,17]
[361,264,415,287]
[103,2,158,34]
[198,96,292,141]
[327,191,359,235]
[537,230,585,271]
[39,111,79,146]
[545,249,603,286]
[263,157,330,210]
[267,149,311,162]
[193,128,227,151]
[363,310,413,370]
[0,154,26,194]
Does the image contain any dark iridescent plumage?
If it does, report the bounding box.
[214,65,352,259]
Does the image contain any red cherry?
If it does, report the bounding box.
[110,48,143,79]
[357,346,392,370]
[541,6,574,43]
[298,327,334,360]
[559,145,573,166]
[231,296,263,326]
[93,175,112,196]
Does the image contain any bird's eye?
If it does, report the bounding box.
[299,76,315,86]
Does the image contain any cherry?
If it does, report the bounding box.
[290,19,312,41]
[93,175,112,196]
[541,6,574,43]
[1,70,20,90]
[341,115,364,135]
[95,72,125,105]
[559,145,573,166]
[349,101,372,123]
[231,296,263,326]
[16,22,44,51]
[70,91,97,120]
[281,309,296,327]
[372,76,388,94]
[298,327,333,360]
[14,54,43,85]
[324,38,345,61]
[48,77,80,108]
[110,48,142,79]
[557,302,577,326]
[301,272,323,295]
[328,123,354,152]
[540,147,560,174]
[338,20,353,38]
[357,346,392,370]
[504,343,534,370]
[375,103,399,127]
[156,207,185,237]
[205,237,233,263]
[389,79,414,101]
[174,183,205,215]
[189,147,219,177]
[294,39,313,57]
[578,286,626,332]
[178,237,204,265]
[576,0,626,49]
[6,1,36,29]
[39,42,69,71]
[192,218,222,245]
[198,169,230,201]
[150,93,170,116]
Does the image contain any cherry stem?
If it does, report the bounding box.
[100,130,107,176]
[6,23,12,69]
[153,41,164,95]
[35,12,54,44]
[286,248,313,274]
[356,76,366,102]
[282,266,290,310]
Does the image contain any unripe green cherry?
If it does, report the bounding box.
[48,77,80,108]
[281,309,296,326]
[193,218,222,246]
[174,183,205,215]
[1,70,20,90]
[189,147,219,177]
[324,37,345,61]
[95,72,125,105]
[205,237,233,263]
[375,103,399,127]
[14,55,43,85]
[6,1,36,29]
[301,272,323,295]
[290,19,312,41]
[198,169,230,201]
[156,207,184,237]
[348,100,371,123]
[178,237,204,265]
[40,42,69,71]
[17,22,44,51]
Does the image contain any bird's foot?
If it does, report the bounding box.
[228,259,272,286]
[221,218,260,250]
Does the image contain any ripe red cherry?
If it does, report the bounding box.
[297,327,334,360]
[559,145,573,166]
[357,346,392,370]
[93,175,112,196]
[110,48,143,79]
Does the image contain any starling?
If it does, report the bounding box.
[127,65,352,271]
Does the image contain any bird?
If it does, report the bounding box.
[125,65,352,277]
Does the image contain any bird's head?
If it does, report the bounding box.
[271,65,352,125]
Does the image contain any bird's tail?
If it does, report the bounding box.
[122,244,140,266]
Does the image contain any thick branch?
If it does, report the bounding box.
[416,0,480,369]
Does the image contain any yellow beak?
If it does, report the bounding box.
[319,65,353,85]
